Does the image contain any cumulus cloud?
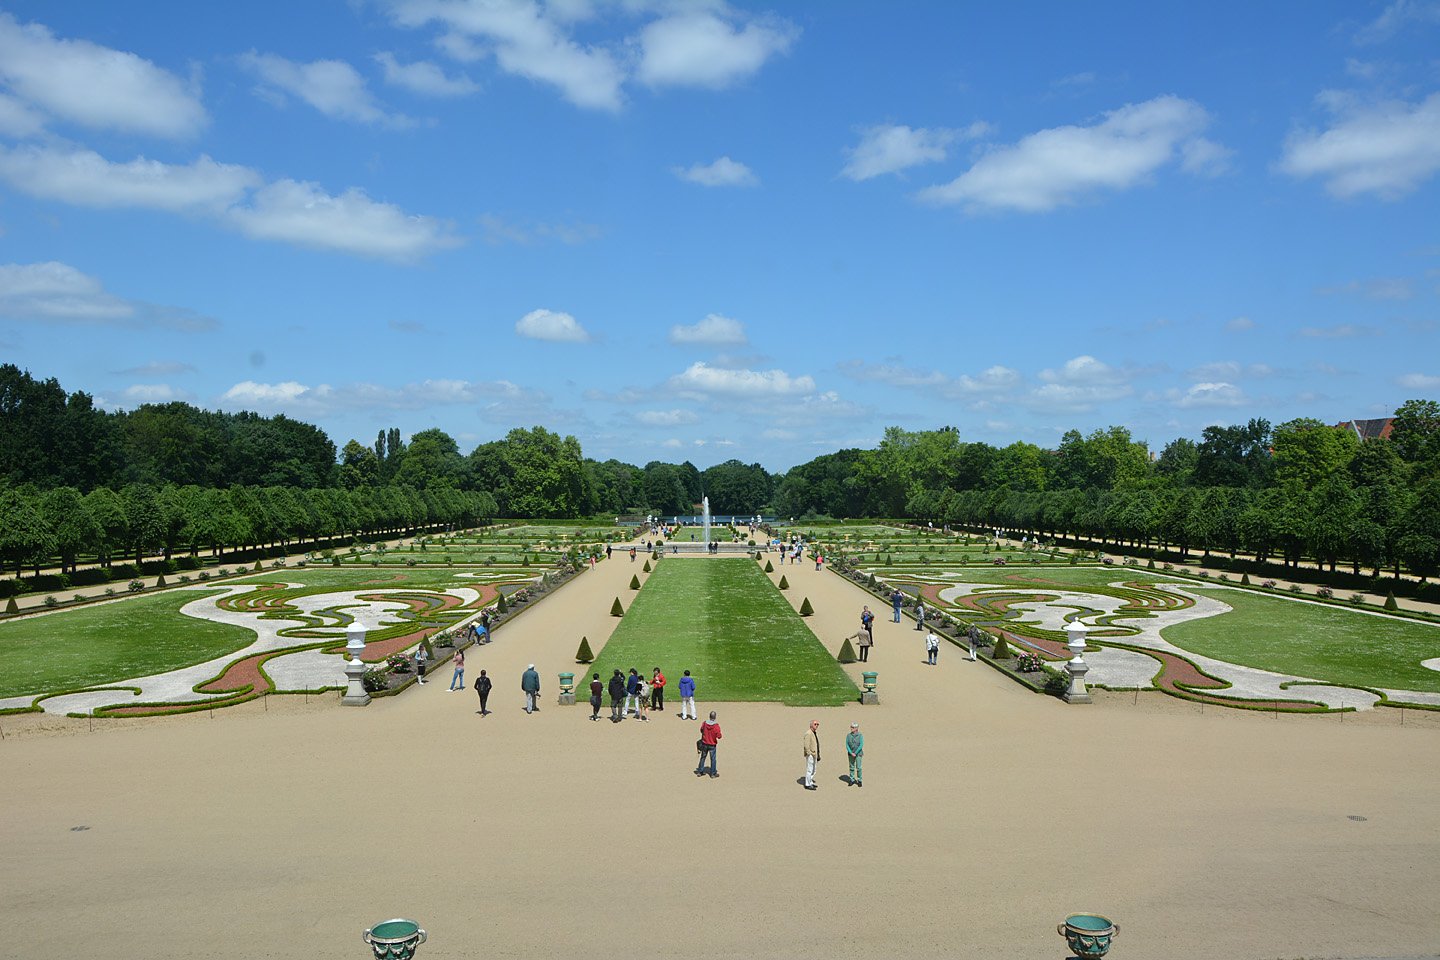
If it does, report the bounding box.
[0,13,206,138]
[1354,0,1440,44]
[239,51,411,127]
[916,95,1224,213]
[668,361,814,398]
[669,314,748,346]
[636,409,700,426]
[840,123,990,181]
[515,308,593,342]
[635,10,798,89]
[218,377,546,416]
[1020,355,1161,412]
[673,157,758,187]
[1394,372,1440,389]
[0,144,258,212]
[1171,382,1251,408]
[0,91,45,137]
[0,261,218,331]
[1279,90,1440,200]
[374,52,477,97]
[386,0,627,111]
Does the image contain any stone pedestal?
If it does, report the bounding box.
[1064,657,1092,704]
[557,692,576,706]
[342,657,371,706]
[860,691,879,705]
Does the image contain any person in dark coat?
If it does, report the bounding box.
[607,669,627,722]
[589,673,604,721]
[473,669,492,715]
[521,664,540,714]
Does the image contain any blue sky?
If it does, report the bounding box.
[1,1,1437,471]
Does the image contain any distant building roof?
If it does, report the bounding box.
[1333,418,1394,441]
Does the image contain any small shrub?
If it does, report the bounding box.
[1147,559,1155,569]
[1015,651,1043,673]
[1315,587,1334,600]
[218,568,230,577]
[254,561,263,572]
[837,638,857,663]
[1241,572,1251,585]
[991,636,1012,659]
[103,587,116,596]
[1042,668,1070,696]
[43,595,58,607]
[765,560,774,573]
[4,597,16,614]
[643,560,652,573]
[1262,579,1276,589]
[778,575,789,590]
[361,669,389,693]
[798,597,814,616]
[867,573,876,588]
[1384,590,1398,611]
[198,571,211,581]
[1198,570,1210,578]
[406,558,417,567]
[629,574,641,590]
[1069,553,1079,566]
[497,594,509,614]
[1349,593,1365,604]
[1219,573,1230,582]
[178,574,192,584]
[155,574,167,587]
[72,593,86,603]
[1289,584,1303,594]
[610,596,624,617]
[128,579,145,593]
[575,636,594,662]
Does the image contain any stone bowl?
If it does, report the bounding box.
[1058,912,1118,958]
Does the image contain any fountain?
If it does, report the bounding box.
[702,496,711,550]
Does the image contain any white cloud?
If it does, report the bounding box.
[1171,382,1250,408]
[374,52,478,97]
[0,144,259,212]
[106,383,197,406]
[1354,0,1440,44]
[840,123,990,181]
[515,308,593,342]
[635,10,798,89]
[673,156,757,187]
[386,0,626,111]
[839,360,1021,401]
[1279,91,1440,200]
[239,51,411,127]
[636,409,699,426]
[668,361,814,398]
[916,95,1222,213]
[669,313,748,346]
[1179,137,1233,177]
[1184,361,1280,381]
[1296,324,1383,338]
[0,91,44,137]
[218,377,545,416]
[0,13,206,138]
[1225,316,1256,331]
[0,261,218,331]
[227,179,463,262]
[1394,372,1440,389]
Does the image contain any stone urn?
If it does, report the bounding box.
[1058,912,1118,958]
[363,919,426,959]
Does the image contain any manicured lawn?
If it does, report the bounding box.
[0,591,253,699]
[1166,586,1440,693]
[589,558,858,706]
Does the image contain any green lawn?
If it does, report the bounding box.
[0,591,254,699]
[1165,586,1440,693]
[589,558,858,706]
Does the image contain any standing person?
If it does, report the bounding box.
[678,669,696,720]
[414,644,428,684]
[815,553,823,572]
[967,625,979,661]
[915,601,926,631]
[606,544,612,560]
[479,611,492,643]
[474,669,492,715]
[637,675,651,721]
[846,723,864,787]
[608,669,627,722]
[694,711,721,778]
[861,605,874,634]
[630,547,636,562]
[926,628,940,665]
[857,626,873,662]
[890,587,904,623]
[651,667,666,711]
[448,648,465,691]
[802,720,821,790]
[625,668,641,716]
[522,663,540,713]
[588,673,603,721]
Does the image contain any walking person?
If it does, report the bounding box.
[926,628,940,665]
[678,669,696,719]
[915,601,926,631]
[588,673,603,720]
[625,668,641,716]
[608,669,627,722]
[651,667,666,711]
[967,624,979,661]
[802,720,821,790]
[695,711,721,778]
[890,587,904,623]
[637,675,651,721]
[857,626,873,662]
[414,644,428,684]
[606,544,612,560]
[473,669,492,715]
[522,663,540,713]
[448,649,465,691]
[846,723,864,787]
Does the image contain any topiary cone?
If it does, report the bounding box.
[1069,553,1079,566]
[497,594,509,614]
[799,597,814,616]
[4,597,17,614]
[576,636,594,662]
[1384,590,1398,611]
[643,560,651,573]
[629,574,641,590]
[254,560,263,572]
[155,574,166,587]
[837,638,857,663]
[778,575,789,590]
[610,596,625,617]
[764,560,774,573]
[1241,572,1251,586]
[992,636,1012,659]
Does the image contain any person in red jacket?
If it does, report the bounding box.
[651,667,666,711]
[695,711,721,778]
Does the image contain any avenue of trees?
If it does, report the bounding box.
[3,363,1439,586]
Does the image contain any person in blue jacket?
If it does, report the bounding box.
[890,587,904,623]
[678,669,696,720]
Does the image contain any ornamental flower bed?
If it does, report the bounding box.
[1015,651,1044,673]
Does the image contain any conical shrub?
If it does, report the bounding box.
[1147,559,1155,569]
[992,636,1012,659]
[1384,590,1398,611]
[1241,572,1251,586]
[643,560,651,573]
[497,594,509,614]
[778,575,789,590]
[254,560,263,572]
[610,596,624,617]
[4,597,17,614]
[155,574,167,587]
[1069,553,1079,566]
[799,597,814,616]
[837,638,857,663]
[886,554,892,565]
[765,560,774,573]
[629,574,641,590]
[867,573,877,588]
[575,636,594,662]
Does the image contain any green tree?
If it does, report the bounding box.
[1272,418,1358,496]
[1389,399,1440,464]
[38,487,100,575]
[0,488,55,576]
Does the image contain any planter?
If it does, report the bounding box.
[1058,913,1118,959]
[364,919,426,959]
